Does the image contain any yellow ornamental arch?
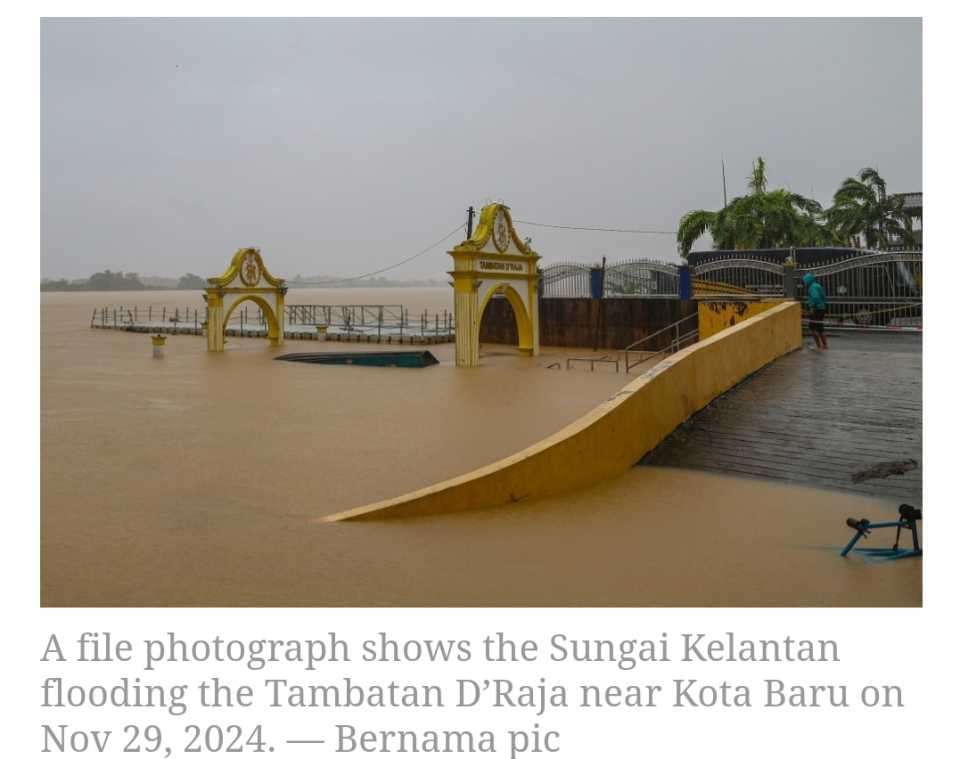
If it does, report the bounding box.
[205,248,287,352]
[448,203,540,367]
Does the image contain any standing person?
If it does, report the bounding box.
[802,272,828,350]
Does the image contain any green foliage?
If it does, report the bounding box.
[825,168,918,250]
[40,270,145,291]
[86,270,145,290]
[747,156,768,195]
[677,157,840,256]
[177,273,208,289]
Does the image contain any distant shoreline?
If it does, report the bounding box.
[41,283,449,292]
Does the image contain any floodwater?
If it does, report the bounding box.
[41,290,920,606]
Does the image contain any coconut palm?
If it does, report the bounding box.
[677,157,837,256]
[825,168,917,250]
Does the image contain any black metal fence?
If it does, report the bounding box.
[539,248,922,327]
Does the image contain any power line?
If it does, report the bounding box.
[293,215,676,286]
[296,223,466,285]
[514,220,675,235]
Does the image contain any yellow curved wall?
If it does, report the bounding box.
[325,301,801,521]
[697,299,781,340]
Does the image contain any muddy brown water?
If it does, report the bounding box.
[41,290,920,606]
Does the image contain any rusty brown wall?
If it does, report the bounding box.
[479,297,698,349]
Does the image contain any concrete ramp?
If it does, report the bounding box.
[324,302,802,521]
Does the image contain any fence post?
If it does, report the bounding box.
[678,264,693,300]
[783,258,798,300]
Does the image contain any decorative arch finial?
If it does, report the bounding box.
[207,247,286,289]
[452,203,538,257]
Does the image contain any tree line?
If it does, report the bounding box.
[677,159,921,257]
[41,271,208,291]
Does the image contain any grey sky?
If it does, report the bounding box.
[41,18,921,280]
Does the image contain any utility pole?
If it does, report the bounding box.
[721,156,728,207]
[466,206,475,238]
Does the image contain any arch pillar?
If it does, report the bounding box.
[448,203,540,368]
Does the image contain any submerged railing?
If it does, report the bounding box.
[89,302,456,340]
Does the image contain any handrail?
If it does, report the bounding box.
[622,312,698,353]
[566,356,620,373]
[624,331,698,373]
[623,313,699,374]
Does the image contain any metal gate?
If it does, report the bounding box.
[541,259,680,298]
[540,249,921,327]
[691,255,785,297]
[604,259,679,297]
[797,251,922,326]
[540,262,592,298]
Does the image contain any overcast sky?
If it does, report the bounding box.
[41,18,921,280]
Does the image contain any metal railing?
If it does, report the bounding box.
[541,249,922,327]
[540,262,592,298]
[90,305,207,330]
[692,254,785,297]
[796,251,922,326]
[565,356,621,373]
[540,258,680,298]
[622,313,699,373]
[604,259,679,298]
[284,304,454,339]
[89,302,456,340]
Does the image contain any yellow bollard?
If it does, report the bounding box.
[151,334,167,359]
[316,325,328,342]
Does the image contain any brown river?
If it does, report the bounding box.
[41,289,920,606]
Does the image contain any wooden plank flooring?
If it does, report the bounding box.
[643,332,922,503]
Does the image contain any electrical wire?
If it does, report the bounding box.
[514,220,676,235]
[296,223,466,285]
[295,216,675,286]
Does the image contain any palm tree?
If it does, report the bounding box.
[825,168,917,250]
[747,156,768,194]
[677,157,836,256]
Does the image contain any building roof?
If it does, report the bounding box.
[892,191,922,210]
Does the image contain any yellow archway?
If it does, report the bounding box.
[449,203,540,367]
[205,248,287,352]
[222,294,281,343]
[479,283,535,354]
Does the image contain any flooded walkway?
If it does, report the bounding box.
[645,332,922,503]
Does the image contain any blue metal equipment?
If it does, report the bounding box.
[840,504,922,560]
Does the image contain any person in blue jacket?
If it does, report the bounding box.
[802,272,828,350]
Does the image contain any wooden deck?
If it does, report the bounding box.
[644,332,922,503]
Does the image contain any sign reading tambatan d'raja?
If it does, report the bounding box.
[448,203,541,368]
[479,260,525,273]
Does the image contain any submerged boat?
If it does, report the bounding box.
[275,350,439,368]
